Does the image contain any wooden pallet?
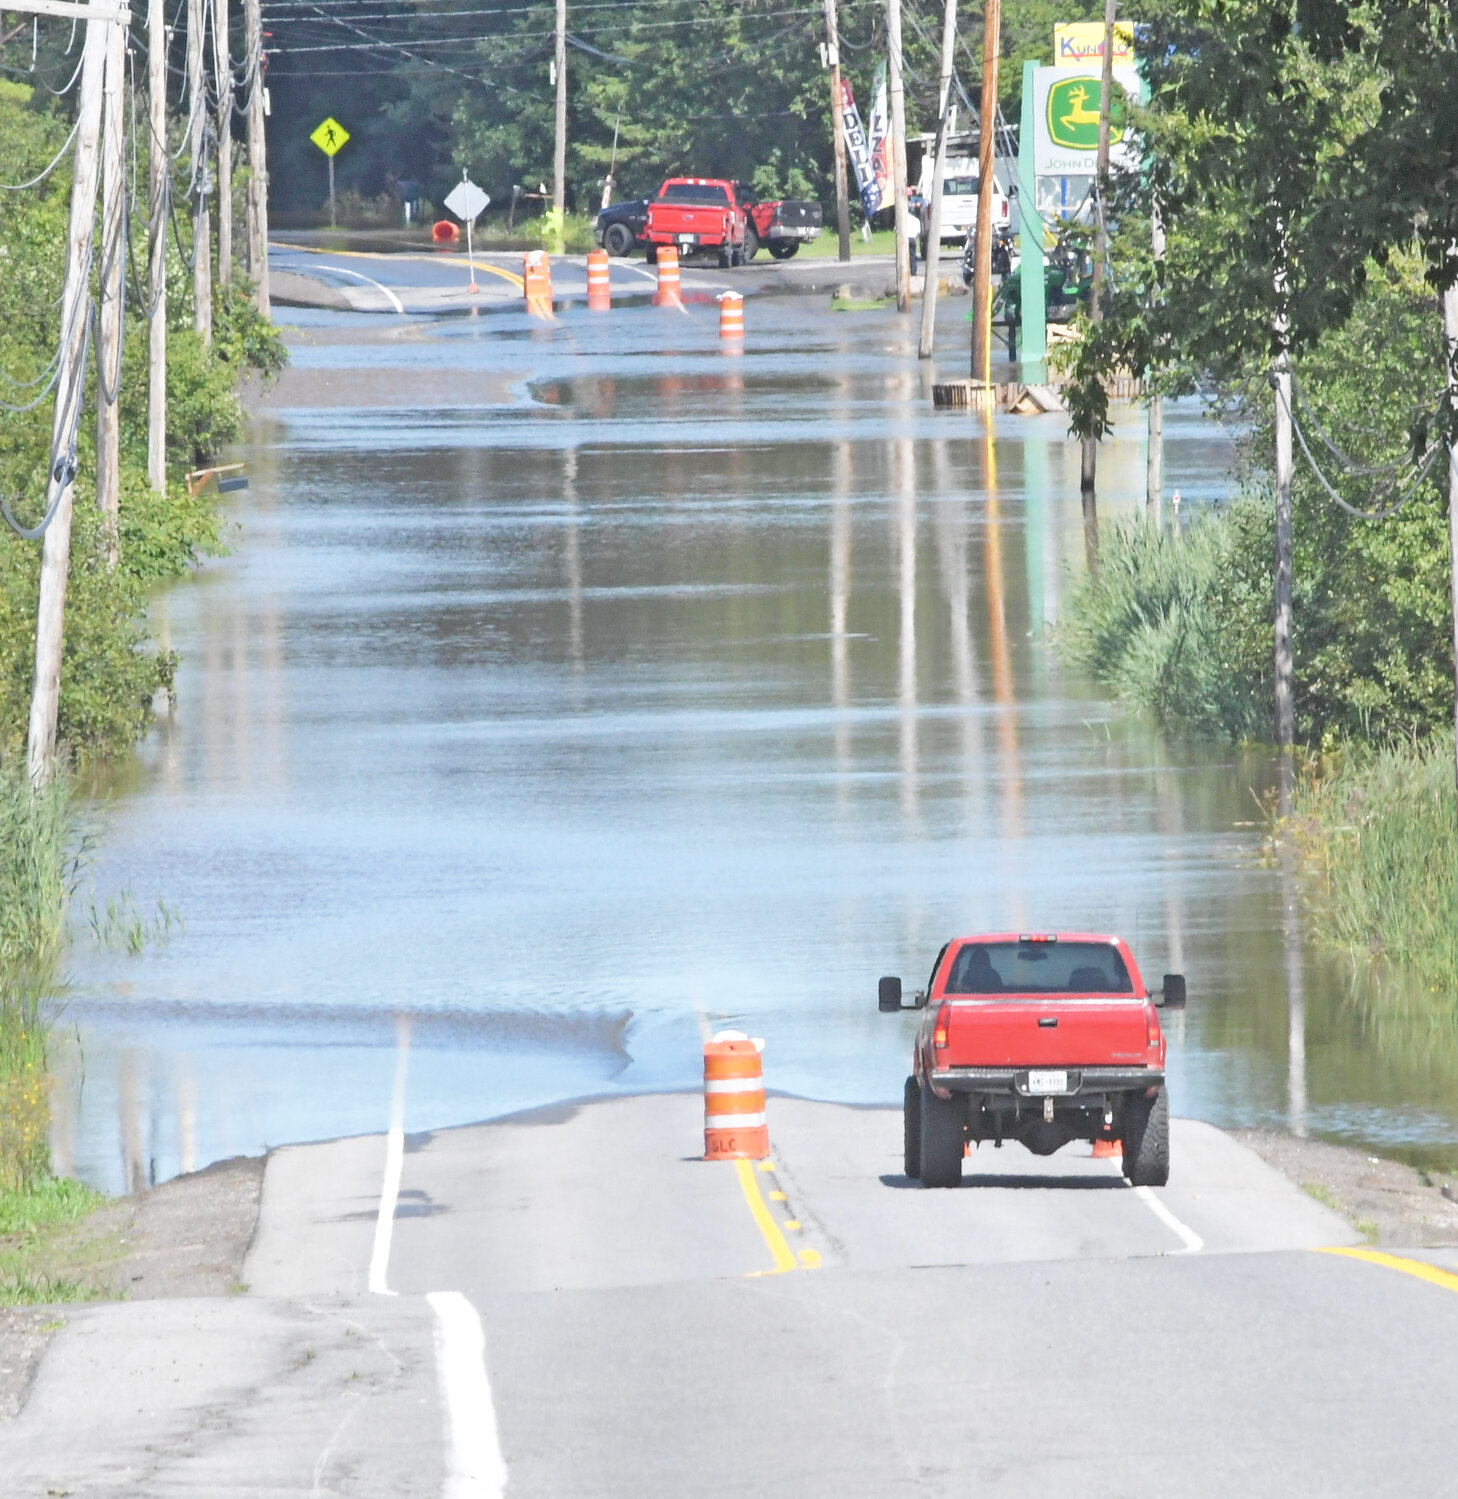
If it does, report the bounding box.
[931,374,1146,413]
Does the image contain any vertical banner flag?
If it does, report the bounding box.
[867,62,892,215]
[839,78,878,215]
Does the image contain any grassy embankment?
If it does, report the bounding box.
[1058,255,1458,996]
[0,82,285,1288]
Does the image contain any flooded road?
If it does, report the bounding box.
[57,293,1458,1191]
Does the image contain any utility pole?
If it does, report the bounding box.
[1079,0,1116,516]
[27,7,112,784]
[188,0,211,342]
[917,0,956,358]
[96,11,124,566]
[1273,236,1295,769]
[823,0,851,262]
[886,0,910,312]
[147,0,167,490]
[552,0,566,221]
[1444,272,1458,790]
[1146,199,1165,523]
[213,0,232,287]
[244,0,268,312]
[968,0,1001,383]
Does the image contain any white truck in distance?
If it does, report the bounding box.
[918,155,1011,247]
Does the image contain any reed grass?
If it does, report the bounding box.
[0,763,78,1191]
[1289,735,1458,994]
[1056,506,1272,741]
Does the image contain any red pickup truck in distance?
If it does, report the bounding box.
[880,933,1185,1189]
[644,178,751,266]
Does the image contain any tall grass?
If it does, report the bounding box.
[0,762,77,1191]
[1290,735,1458,993]
[1056,506,1272,740]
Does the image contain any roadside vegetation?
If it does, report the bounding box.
[0,81,284,1209]
[1055,1,1458,1000]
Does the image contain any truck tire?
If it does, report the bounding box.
[903,1075,922,1179]
[767,240,799,260]
[603,222,635,257]
[743,223,760,261]
[919,1080,962,1188]
[1122,1087,1170,1187]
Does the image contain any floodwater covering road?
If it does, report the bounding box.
[54,265,1458,1192]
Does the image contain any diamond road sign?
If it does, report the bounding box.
[444,179,491,224]
[310,117,350,157]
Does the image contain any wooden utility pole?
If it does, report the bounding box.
[968,0,1001,383]
[1079,0,1116,530]
[187,0,211,342]
[917,0,956,358]
[552,0,566,220]
[213,0,232,286]
[243,0,269,313]
[1445,276,1458,789]
[27,7,112,784]
[147,0,167,490]
[886,0,910,311]
[96,11,124,566]
[823,0,851,262]
[1146,200,1165,523]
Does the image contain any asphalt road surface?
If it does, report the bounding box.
[8,1085,1458,1497]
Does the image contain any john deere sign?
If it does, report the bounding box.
[1045,75,1128,151]
[1031,63,1144,176]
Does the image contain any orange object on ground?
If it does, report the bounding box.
[432,220,459,242]
[523,250,552,317]
[718,290,744,339]
[586,247,611,311]
[704,1035,768,1160]
[1092,1137,1122,1158]
[654,245,682,307]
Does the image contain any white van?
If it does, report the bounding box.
[918,155,1011,246]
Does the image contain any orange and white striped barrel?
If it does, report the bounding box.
[586,247,611,311]
[718,290,744,340]
[703,1033,768,1160]
[523,250,552,317]
[654,245,682,307]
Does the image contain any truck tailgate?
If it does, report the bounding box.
[943,1000,1150,1067]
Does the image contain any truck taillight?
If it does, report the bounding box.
[1146,1005,1161,1047]
[933,1004,950,1050]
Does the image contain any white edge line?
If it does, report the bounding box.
[1134,1184,1204,1254]
[316,263,407,314]
[428,1290,508,1499]
[367,1013,411,1294]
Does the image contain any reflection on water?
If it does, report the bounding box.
[63,300,1458,1191]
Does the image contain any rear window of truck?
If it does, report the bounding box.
[659,183,730,204]
[943,177,979,195]
[944,941,1133,995]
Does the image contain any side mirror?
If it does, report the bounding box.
[1160,974,1186,1009]
[878,976,903,1012]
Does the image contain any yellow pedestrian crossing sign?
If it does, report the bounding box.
[310,117,350,157]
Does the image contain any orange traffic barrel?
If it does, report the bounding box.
[523,249,553,318]
[654,245,682,307]
[432,220,459,243]
[718,290,744,339]
[586,247,611,311]
[704,1033,768,1160]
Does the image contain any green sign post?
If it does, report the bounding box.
[1017,59,1047,378]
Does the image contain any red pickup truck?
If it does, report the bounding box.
[880,932,1185,1189]
[644,178,751,266]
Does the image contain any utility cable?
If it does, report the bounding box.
[1289,365,1444,480]
[1275,376,1441,520]
[0,116,80,190]
[0,303,95,541]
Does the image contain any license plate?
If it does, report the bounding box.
[1027,1069,1068,1095]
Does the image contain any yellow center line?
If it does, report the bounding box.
[734,1157,798,1275]
[270,241,526,289]
[1315,1246,1458,1294]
